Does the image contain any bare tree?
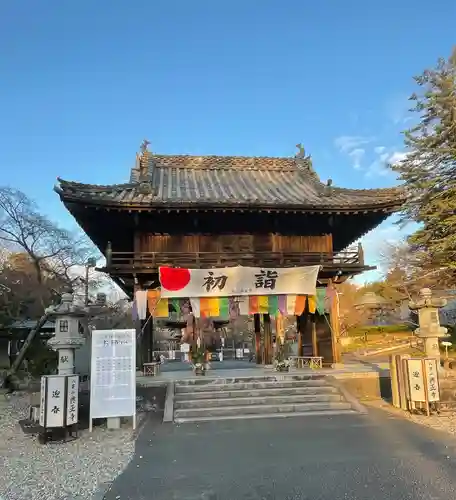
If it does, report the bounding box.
[0,252,58,325]
[378,240,456,296]
[0,187,103,309]
[336,282,370,335]
[0,188,71,284]
[89,298,133,330]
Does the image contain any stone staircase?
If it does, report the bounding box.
[173,375,361,423]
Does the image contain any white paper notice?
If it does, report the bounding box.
[90,329,136,420]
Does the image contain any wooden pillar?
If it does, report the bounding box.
[142,311,153,363]
[296,315,304,356]
[357,242,365,266]
[311,317,318,357]
[133,281,142,370]
[106,241,112,267]
[194,316,201,347]
[330,288,341,364]
[276,312,285,345]
[263,313,272,365]
[148,315,154,362]
[254,314,262,364]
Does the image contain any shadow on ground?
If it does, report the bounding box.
[103,406,456,500]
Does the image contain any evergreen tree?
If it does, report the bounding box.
[391,47,456,269]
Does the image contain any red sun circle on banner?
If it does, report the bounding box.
[159,267,191,291]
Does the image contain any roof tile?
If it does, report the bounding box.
[55,153,404,210]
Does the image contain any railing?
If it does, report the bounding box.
[289,356,323,369]
[105,250,362,270]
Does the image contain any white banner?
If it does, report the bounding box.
[41,375,66,428]
[66,375,79,426]
[90,329,136,421]
[159,265,320,298]
[406,358,440,403]
[406,358,426,402]
[424,358,440,402]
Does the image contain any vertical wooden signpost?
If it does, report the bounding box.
[405,357,440,415]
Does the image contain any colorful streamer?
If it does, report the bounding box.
[316,288,326,314]
[199,297,228,318]
[147,292,330,319]
[285,295,306,315]
[154,297,170,317]
[147,290,160,313]
[307,295,316,314]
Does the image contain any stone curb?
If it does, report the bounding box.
[163,381,175,423]
[326,376,368,414]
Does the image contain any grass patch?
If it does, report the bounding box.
[346,324,414,337]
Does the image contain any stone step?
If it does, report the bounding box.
[174,385,339,400]
[174,401,353,420]
[175,408,357,424]
[175,379,331,394]
[175,393,344,409]
[176,374,325,387]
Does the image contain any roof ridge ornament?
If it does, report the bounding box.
[140,139,151,154]
[324,178,333,196]
[138,138,152,181]
[295,144,319,180]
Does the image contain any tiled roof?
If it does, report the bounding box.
[9,319,55,331]
[55,153,405,211]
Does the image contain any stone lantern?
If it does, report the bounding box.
[46,293,87,375]
[409,288,449,364]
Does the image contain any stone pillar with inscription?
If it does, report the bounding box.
[409,288,449,366]
[46,293,87,374]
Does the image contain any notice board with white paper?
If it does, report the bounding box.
[89,329,136,427]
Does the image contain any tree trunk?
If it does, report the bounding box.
[2,312,50,388]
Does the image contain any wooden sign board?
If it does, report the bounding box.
[405,358,440,411]
[39,375,79,428]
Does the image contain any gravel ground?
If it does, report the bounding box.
[366,399,456,435]
[0,388,165,500]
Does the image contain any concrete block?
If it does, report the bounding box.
[163,382,175,423]
[106,417,121,430]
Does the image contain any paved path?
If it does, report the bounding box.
[104,408,456,500]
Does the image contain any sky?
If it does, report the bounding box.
[1,0,455,283]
